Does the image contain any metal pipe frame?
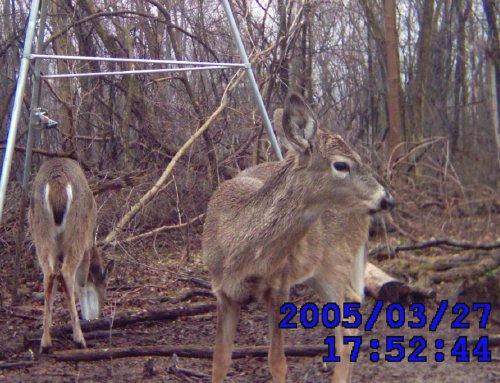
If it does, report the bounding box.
[42,65,232,79]
[11,0,50,301]
[30,54,246,68]
[0,0,283,223]
[0,0,41,222]
[221,0,283,160]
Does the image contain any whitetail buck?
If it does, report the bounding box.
[203,93,394,383]
[29,158,114,353]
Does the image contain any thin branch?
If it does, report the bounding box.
[104,69,245,243]
[0,144,73,158]
[116,214,205,244]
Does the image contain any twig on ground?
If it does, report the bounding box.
[164,288,215,303]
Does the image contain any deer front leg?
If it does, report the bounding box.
[264,282,289,383]
[212,292,240,383]
[76,249,91,320]
[307,276,352,383]
[343,287,362,383]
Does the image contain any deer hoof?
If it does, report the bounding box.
[74,340,86,349]
[40,345,53,354]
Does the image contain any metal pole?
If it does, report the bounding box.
[0,0,41,223]
[30,54,246,68]
[42,65,232,79]
[12,0,49,301]
[221,0,283,160]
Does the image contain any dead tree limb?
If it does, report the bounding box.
[54,344,329,362]
[91,174,145,196]
[24,330,125,349]
[429,252,500,283]
[0,361,35,369]
[0,144,73,158]
[104,70,246,243]
[117,214,205,244]
[371,238,500,259]
[54,334,500,362]
[26,303,216,340]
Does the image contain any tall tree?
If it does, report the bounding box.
[482,0,500,124]
[383,0,403,161]
[452,0,472,152]
[482,0,500,166]
[412,0,435,141]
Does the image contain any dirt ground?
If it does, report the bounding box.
[1,242,499,383]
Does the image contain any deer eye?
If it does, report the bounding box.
[333,161,349,172]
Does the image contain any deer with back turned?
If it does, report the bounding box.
[203,93,394,382]
[29,158,114,353]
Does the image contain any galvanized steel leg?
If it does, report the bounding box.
[221,0,283,161]
[0,0,42,222]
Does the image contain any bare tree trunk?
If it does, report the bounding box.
[452,0,472,153]
[482,0,500,124]
[483,0,500,168]
[383,0,403,162]
[299,1,313,103]
[277,0,290,99]
[487,58,500,167]
[413,0,435,142]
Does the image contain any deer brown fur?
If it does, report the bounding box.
[202,93,393,383]
[29,158,114,353]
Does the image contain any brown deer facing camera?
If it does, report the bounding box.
[203,93,394,383]
[29,158,114,353]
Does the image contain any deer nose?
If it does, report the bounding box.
[380,194,396,211]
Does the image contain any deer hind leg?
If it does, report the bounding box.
[60,249,86,348]
[264,279,289,383]
[212,292,240,383]
[40,254,57,354]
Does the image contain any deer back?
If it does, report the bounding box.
[29,158,96,253]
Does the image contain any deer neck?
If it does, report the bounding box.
[246,158,330,255]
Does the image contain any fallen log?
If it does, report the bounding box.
[54,344,329,362]
[26,303,216,340]
[364,262,410,302]
[0,361,35,369]
[54,334,500,362]
[24,329,125,349]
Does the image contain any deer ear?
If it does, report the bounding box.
[273,108,294,154]
[104,260,115,282]
[282,93,317,155]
